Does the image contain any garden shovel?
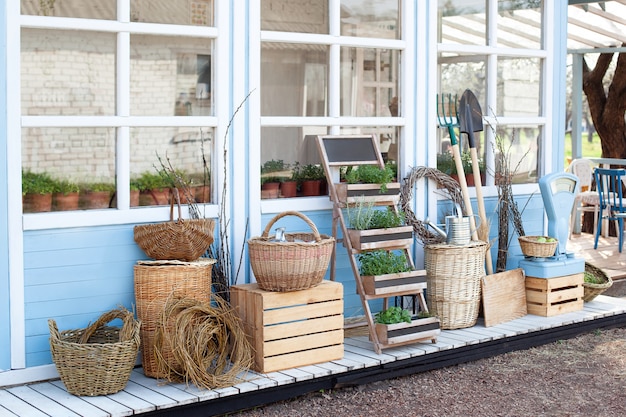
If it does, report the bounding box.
[458,89,492,274]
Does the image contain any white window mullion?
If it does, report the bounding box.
[116,29,131,209]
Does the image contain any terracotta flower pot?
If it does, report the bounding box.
[81,191,112,209]
[261,182,280,199]
[280,181,297,198]
[23,193,53,213]
[53,192,80,211]
[301,180,321,196]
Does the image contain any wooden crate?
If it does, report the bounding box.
[525,273,584,317]
[334,182,401,205]
[361,269,428,297]
[231,280,344,373]
[345,225,413,251]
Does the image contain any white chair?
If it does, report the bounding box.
[568,158,599,238]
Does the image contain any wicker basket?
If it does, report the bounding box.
[134,258,215,378]
[424,241,487,329]
[518,236,558,257]
[248,211,335,292]
[583,262,613,302]
[48,307,141,396]
[134,190,215,262]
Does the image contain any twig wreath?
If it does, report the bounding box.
[400,166,464,245]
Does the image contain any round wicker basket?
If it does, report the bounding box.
[583,263,613,302]
[518,236,558,257]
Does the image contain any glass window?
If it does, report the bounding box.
[22,127,117,211]
[130,127,213,205]
[438,0,486,46]
[340,0,400,39]
[494,125,540,184]
[497,0,542,49]
[261,43,328,117]
[340,47,399,117]
[131,0,214,25]
[21,29,116,116]
[21,0,117,19]
[261,0,328,34]
[497,57,541,117]
[130,36,214,117]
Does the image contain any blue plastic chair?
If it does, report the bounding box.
[594,168,626,252]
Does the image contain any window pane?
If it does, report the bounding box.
[340,48,399,117]
[497,0,542,49]
[497,57,541,117]
[22,127,117,212]
[130,127,213,205]
[261,0,328,34]
[21,0,116,19]
[494,125,540,184]
[130,36,214,117]
[261,43,328,117]
[439,54,487,104]
[438,0,486,46]
[131,0,214,25]
[21,29,116,116]
[340,0,400,39]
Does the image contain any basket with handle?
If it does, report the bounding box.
[518,236,558,257]
[48,307,141,396]
[134,188,215,262]
[248,211,335,292]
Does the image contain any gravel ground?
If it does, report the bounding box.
[233,327,626,417]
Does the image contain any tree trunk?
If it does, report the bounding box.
[582,44,626,160]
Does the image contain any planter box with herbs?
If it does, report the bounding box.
[346,202,413,251]
[358,250,428,296]
[335,164,400,205]
[373,307,440,346]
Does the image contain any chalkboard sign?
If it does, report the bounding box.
[318,135,382,166]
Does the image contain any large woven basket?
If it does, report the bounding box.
[248,211,335,292]
[134,190,215,262]
[134,258,215,378]
[424,241,487,329]
[49,307,141,396]
[583,262,613,302]
[518,235,558,257]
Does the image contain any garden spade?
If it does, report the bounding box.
[458,89,492,274]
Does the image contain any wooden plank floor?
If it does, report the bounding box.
[568,232,626,281]
[2,295,626,417]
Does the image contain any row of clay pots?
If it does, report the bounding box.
[22,185,211,213]
[261,180,327,199]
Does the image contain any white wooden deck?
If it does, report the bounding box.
[1,295,626,417]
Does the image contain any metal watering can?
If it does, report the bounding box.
[426,203,480,246]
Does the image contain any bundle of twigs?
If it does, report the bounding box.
[154,295,253,389]
[400,166,464,245]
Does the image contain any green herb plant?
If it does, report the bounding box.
[375,306,412,325]
[358,250,411,276]
[347,200,405,230]
[345,164,394,192]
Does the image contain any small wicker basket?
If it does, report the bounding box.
[49,307,141,396]
[518,235,558,257]
[248,211,335,292]
[583,263,613,302]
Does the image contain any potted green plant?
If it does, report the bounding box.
[22,170,55,212]
[345,200,413,251]
[137,171,172,205]
[336,164,400,204]
[261,176,282,199]
[80,182,115,209]
[357,250,428,297]
[294,163,325,196]
[374,305,441,346]
[53,179,80,211]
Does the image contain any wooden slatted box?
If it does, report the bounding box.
[231,280,344,373]
[525,273,584,317]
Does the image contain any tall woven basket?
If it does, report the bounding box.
[49,307,141,396]
[134,258,215,379]
[248,211,335,292]
[424,241,487,329]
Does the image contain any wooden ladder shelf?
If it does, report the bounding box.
[315,134,440,354]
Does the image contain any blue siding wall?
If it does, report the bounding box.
[23,225,145,367]
[0,0,10,371]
